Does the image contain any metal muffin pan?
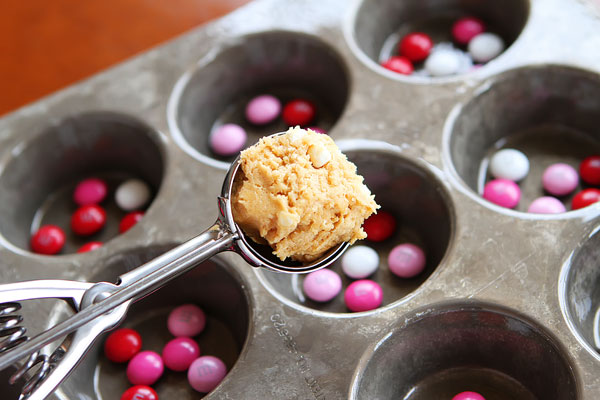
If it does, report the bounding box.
[1,0,600,398]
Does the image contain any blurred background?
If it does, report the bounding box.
[0,0,252,116]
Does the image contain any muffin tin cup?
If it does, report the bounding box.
[443,65,600,217]
[168,30,350,169]
[350,302,578,399]
[258,139,454,314]
[347,0,529,82]
[55,248,251,399]
[1,0,600,398]
[0,112,165,256]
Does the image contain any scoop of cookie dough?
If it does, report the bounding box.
[232,127,379,262]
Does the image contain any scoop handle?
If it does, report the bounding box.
[0,219,237,372]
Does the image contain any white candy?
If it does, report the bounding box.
[341,245,379,279]
[468,33,505,63]
[489,149,530,182]
[115,179,151,211]
[425,48,461,77]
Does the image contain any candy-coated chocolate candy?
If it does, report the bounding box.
[399,32,433,62]
[482,179,521,208]
[121,385,158,400]
[388,243,426,278]
[489,149,529,181]
[245,94,281,125]
[341,245,379,279]
[468,32,504,62]
[424,48,461,77]
[282,99,316,127]
[77,241,102,253]
[116,179,151,211]
[572,188,600,210]
[303,268,342,302]
[210,123,247,156]
[381,56,414,75]
[542,163,578,196]
[344,280,383,312]
[73,178,107,206]
[168,304,206,337]
[579,155,600,185]
[71,204,106,236]
[162,337,201,371]
[31,225,65,255]
[527,196,566,214]
[188,355,227,393]
[453,391,486,400]
[363,210,396,242]
[120,211,145,233]
[104,328,142,363]
[127,351,164,386]
[307,126,327,134]
[452,17,486,45]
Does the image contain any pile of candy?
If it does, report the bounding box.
[105,304,227,400]
[302,210,426,312]
[381,16,504,77]
[483,149,600,213]
[30,177,150,255]
[209,94,325,156]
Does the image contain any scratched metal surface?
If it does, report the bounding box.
[1,0,600,398]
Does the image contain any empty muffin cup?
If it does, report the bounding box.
[350,302,577,399]
[560,225,600,362]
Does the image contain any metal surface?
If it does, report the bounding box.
[1,0,600,398]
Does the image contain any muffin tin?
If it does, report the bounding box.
[2,0,600,398]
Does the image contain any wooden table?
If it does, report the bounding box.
[0,0,252,116]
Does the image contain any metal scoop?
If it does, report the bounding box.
[0,142,349,399]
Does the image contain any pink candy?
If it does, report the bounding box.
[528,196,566,214]
[452,17,486,45]
[483,179,521,208]
[245,94,281,125]
[73,178,107,206]
[188,355,227,393]
[453,391,486,400]
[542,163,578,196]
[307,126,327,134]
[168,304,206,337]
[126,351,164,385]
[162,337,200,371]
[388,243,426,278]
[210,123,247,156]
[303,268,342,302]
[344,280,383,312]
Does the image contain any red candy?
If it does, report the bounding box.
[77,241,103,253]
[572,188,600,210]
[381,56,414,75]
[120,211,145,233]
[399,32,433,62]
[363,211,396,242]
[579,155,600,185]
[104,328,142,363]
[282,99,316,127]
[71,205,106,236]
[121,385,158,400]
[30,225,65,255]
